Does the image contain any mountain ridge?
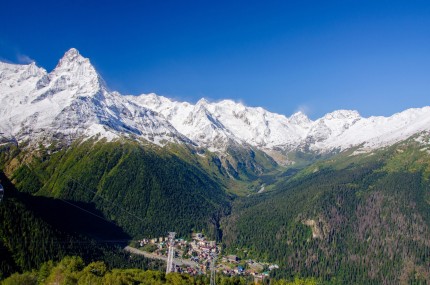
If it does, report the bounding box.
[1,48,430,163]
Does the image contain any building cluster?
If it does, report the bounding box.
[137,233,219,275]
[135,232,279,279]
[218,255,279,280]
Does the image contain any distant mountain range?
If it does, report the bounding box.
[2,48,430,164]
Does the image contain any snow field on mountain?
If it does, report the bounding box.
[1,48,430,157]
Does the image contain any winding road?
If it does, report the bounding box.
[124,246,199,267]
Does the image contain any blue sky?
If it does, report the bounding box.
[1,0,429,119]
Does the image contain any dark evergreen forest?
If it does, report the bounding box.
[1,139,430,284]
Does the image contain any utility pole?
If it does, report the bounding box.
[166,232,176,274]
[0,184,4,203]
[210,246,217,285]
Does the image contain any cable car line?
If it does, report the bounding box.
[65,175,146,224]
[58,197,116,225]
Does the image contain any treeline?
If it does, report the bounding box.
[222,158,430,284]
[1,256,319,285]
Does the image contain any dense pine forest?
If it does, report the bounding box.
[0,171,164,279]
[222,141,430,284]
[0,140,231,279]
[2,140,233,238]
[1,138,430,284]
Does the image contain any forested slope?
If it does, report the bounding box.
[0,172,163,279]
[2,136,430,284]
[3,140,232,239]
[0,137,281,279]
[221,143,430,284]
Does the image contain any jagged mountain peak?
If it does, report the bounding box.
[196,98,209,106]
[2,48,430,159]
[0,50,187,146]
[21,62,47,80]
[62,47,81,60]
[126,91,430,154]
[49,48,106,96]
[322,109,361,120]
[55,48,89,69]
[289,111,312,125]
[0,61,47,86]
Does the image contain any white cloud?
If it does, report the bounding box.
[295,104,311,115]
[16,54,35,64]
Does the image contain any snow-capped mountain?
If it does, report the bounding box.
[1,48,430,159]
[127,93,430,154]
[0,48,187,146]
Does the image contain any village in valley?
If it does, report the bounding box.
[128,232,279,281]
